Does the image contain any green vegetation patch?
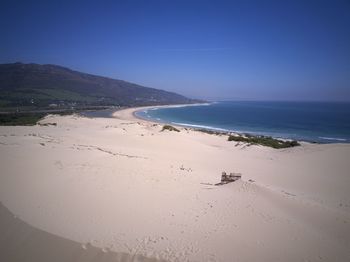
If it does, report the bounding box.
[0,99,10,107]
[228,134,300,149]
[161,125,180,132]
[0,113,47,126]
[35,89,97,102]
[196,128,224,136]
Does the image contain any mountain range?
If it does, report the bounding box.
[0,63,200,110]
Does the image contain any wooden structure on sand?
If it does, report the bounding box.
[215,172,242,186]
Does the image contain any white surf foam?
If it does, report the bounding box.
[319,137,347,142]
[171,122,229,132]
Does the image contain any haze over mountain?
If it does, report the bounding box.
[0,63,200,109]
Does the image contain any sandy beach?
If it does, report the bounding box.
[1,107,350,261]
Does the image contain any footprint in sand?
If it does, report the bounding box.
[54,160,63,170]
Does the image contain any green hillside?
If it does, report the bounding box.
[0,63,201,110]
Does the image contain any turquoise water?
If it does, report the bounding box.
[135,101,350,143]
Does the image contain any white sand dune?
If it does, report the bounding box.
[0,107,350,261]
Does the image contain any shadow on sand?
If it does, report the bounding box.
[0,203,164,262]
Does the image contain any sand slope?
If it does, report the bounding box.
[0,203,163,262]
[0,109,349,261]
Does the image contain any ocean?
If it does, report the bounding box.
[135,101,350,143]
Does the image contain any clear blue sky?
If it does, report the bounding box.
[1,0,350,101]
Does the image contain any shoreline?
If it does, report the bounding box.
[116,106,308,150]
[126,104,348,145]
[131,102,211,123]
[123,106,308,146]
